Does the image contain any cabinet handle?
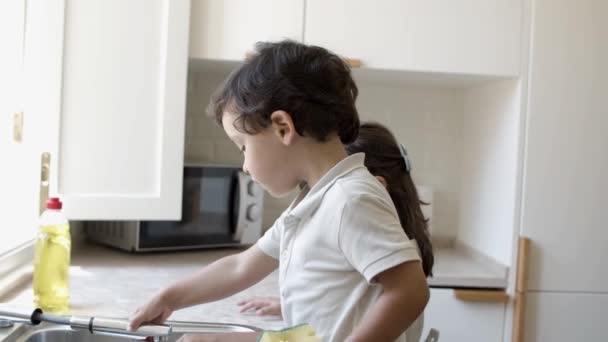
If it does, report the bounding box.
[39,152,51,215]
[343,58,362,68]
[12,112,24,143]
[516,237,530,292]
[513,237,531,342]
[453,289,509,303]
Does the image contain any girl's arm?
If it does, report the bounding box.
[346,260,430,342]
[238,297,282,316]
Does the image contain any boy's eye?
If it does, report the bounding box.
[240,145,246,153]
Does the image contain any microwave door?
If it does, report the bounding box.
[232,171,248,241]
[231,171,264,244]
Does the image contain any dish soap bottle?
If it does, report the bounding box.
[33,197,71,313]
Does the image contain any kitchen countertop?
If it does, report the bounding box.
[1,241,507,332]
[429,243,508,288]
[2,245,284,331]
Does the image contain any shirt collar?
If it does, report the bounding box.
[287,153,366,221]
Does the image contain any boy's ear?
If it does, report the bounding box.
[270,110,296,145]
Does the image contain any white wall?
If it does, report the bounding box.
[185,71,465,238]
[184,72,242,165]
[459,80,520,265]
[355,83,464,240]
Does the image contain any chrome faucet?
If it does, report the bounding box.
[0,307,172,340]
[0,318,14,329]
[69,315,171,338]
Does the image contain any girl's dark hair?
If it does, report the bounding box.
[208,40,359,144]
[346,122,434,277]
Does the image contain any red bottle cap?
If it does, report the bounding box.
[46,197,63,210]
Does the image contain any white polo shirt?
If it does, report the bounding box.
[257,153,423,342]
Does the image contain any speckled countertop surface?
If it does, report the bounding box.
[2,244,284,331]
[1,240,507,334]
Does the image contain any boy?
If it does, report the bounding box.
[130,40,429,342]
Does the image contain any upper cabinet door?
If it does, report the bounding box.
[521,0,608,292]
[26,0,190,220]
[0,0,40,251]
[189,0,304,60]
[304,0,522,76]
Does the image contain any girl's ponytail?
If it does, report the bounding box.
[346,122,434,277]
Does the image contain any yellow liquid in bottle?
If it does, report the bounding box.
[33,223,71,313]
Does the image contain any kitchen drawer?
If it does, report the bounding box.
[423,288,506,342]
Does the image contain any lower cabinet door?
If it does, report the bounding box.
[423,288,505,342]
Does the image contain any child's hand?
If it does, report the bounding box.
[238,296,282,317]
[129,291,174,331]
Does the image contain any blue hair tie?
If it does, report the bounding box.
[399,144,412,172]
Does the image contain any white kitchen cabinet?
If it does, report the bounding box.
[423,288,505,342]
[0,2,25,113]
[0,0,40,252]
[24,0,190,220]
[524,292,607,342]
[189,0,304,60]
[304,0,522,76]
[520,0,608,292]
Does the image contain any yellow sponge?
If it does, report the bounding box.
[257,324,320,342]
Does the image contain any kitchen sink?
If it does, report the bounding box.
[2,321,259,342]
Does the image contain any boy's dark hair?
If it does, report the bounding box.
[346,122,435,277]
[208,40,360,144]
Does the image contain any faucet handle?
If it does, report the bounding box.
[71,316,172,338]
[0,307,43,325]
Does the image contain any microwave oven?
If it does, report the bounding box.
[85,165,264,252]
